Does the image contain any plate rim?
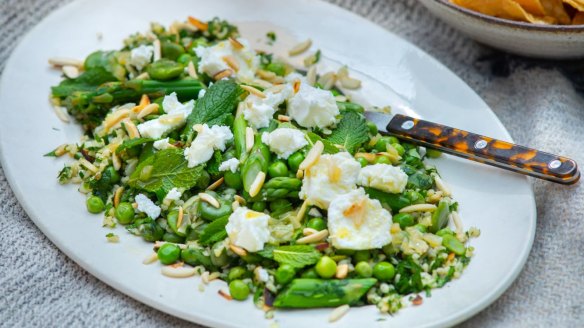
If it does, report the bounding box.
[0,0,536,326]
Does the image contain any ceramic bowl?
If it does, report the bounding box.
[419,0,584,59]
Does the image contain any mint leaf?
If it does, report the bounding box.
[182,79,243,141]
[326,111,369,154]
[51,67,117,98]
[128,148,204,197]
[273,245,322,269]
[306,132,339,154]
[199,216,229,245]
[256,244,276,258]
[115,137,154,154]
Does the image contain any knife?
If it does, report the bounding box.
[364,111,580,185]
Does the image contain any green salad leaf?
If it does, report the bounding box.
[306,132,339,154]
[128,148,204,198]
[51,67,117,98]
[182,79,243,141]
[273,245,322,269]
[326,111,368,154]
[199,215,229,245]
[115,137,154,154]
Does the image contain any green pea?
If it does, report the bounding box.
[367,121,378,135]
[251,201,267,212]
[162,232,185,243]
[301,268,319,278]
[315,256,337,279]
[157,243,181,265]
[374,156,391,165]
[436,228,455,237]
[176,53,192,65]
[268,161,289,178]
[229,280,250,301]
[374,138,389,152]
[86,196,105,214]
[287,152,304,172]
[306,217,326,231]
[392,143,406,156]
[357,157,369,168]
[393,213,415,229]
[413,224,428,233]
[224,171,243,189]
[105,166,121,184]
[161,41,185,61]
[354,261,373,278]
[228,266,247,282]
[426,148,442,158]
[265,62,286,76]
[115,202,135,224]
[442,234,466,256]
[147,59,184,81]
[373,262,396,282]
[275,264,296,285]
[353,250,371,263]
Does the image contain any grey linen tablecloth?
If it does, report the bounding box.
[1,0,583,327]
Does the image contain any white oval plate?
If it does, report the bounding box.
[0,0,535,327]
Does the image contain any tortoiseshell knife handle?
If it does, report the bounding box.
[386,114,580,185]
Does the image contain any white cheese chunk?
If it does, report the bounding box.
[287,81,339,129]
[243,85,293,129]
[195,38,259,83]
[358,164,408,194]
[261,128,307,159]
[183,124,233,168]
[130,45,154,71]
[299,152,361,209]
[153,138,172,150]
[164,188,183,202]
[135,194,161,219]
[218,158,240,173]
[225,207,271,252]
[328,188,392,250]
[137,93,194,139]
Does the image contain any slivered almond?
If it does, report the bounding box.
[277,114,291,122]
[231,200,240,211]
[176,206,184,229]
[234,195,246,205]
[187,61,198,79]
[229,244,248,257]
[154,241,187,249]
[159,113,183,124]
[303,228,318,236]
[218,289,233,301]
[199,192,220,208]
[135,72,150,80]
[52,105,70,123]
[188,16,208,31]
[296,199,310,222]
[207,177,224,191]
[296,169,304,179]
[48,57,83,68]
[335,264,349,279]
[223,55,240,72]
[334,95,348,102]
[288,39,312,56]
[451,211,463,235]
[329,305,350,323]
[251,78,274,88]
[296,229,328,244]
[54,144,67,157]
[153,39,161,61]
[113,186,124,207]
[299,141,323,170]
[192,123,204,133]
[257,69,277,80]
[137,103,159,120]
[229,37,244,49]
[249,172,266,197]
[104,109,130,130]
[318,72,336,90]
[241,85,266,98]
[122,119,141,139]
[267,84,286,94]
[79,158,98,173]
[142,252,158,265]
[139,94,150,107]
[213,69,233,80]
[433,174,452,196]
[306,66,317,86]
[355,152,376,163]
[245,127,255,152]
[162,266,197,278]
[340,76,361,89]
[399,204,437,213]
[62,65,79,79]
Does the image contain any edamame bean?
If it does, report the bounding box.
[373,262,395,281]
[224,171,243,189]
[115,202,135,224]
[306,217,326,231]
[442,234,466,256]
[436,228,454,237]
[393,213,415,229]
[229,280,250,300]
[275,264,296,285]
[287,152,304,172]
[161,41,185,61]
[268,161,289,178]
[315,256,337,279]
[355,261,373,278]
[147,59,184,81]
[158,243,181,265]
[86,196,105,214]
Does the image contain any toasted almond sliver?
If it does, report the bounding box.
[223,55,240,72]
[296,229,328,244]
[52,105,70,123]
[296,169,304,179]
[192,123,204,133]
[234,195,246,206]
[329,304,350,323]
[135,72,150,80]
[139,94,151,107]
[303,227,318,236]
[399,204,437,213]
[451,211,463,235]
[355,152,376,163]
[142,252,158,265]
[48,57,83,68]
[241,85,266,98]
[229,37,244,50]
[153,39,161,61]
[207,177,224,191]
[306,66,317,86]
[335,264,349,279]
[187,61,198,79]
[137,103,159,120]
[245,127,255,153]
[154,241,187,250]
[122,119,141,139]
[299,141,323,170]
[62,65,79,79]
[433,174,452,197]
[231,200,240,211]
[199,192,220,208]
[298,201,312,223]
[112,152,121,171]
[257,69,277,80]
[79,158,98,173]
[339,76,362,89]
[249,171,266,198]
[113,186,124,207]
[318,72,337,90]
[229,244,248,257]
[213,69,233,80]
[188,16,208,31]
[218,289,233,301]
[104,109,130,130]
[277,114,290,122]
[161,266,197,278]
[289,39,312,56]
[267,84,285,94]
[176,206,184,229]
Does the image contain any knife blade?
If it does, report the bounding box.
[364,111,580,185]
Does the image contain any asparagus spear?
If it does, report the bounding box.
[273,278,377,308]
[241,134,270,193]
[260,177,302,201]
[233,115,248,161]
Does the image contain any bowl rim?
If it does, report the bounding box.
[434,0,584,32]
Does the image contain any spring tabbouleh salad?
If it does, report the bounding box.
[47,16,479,321]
